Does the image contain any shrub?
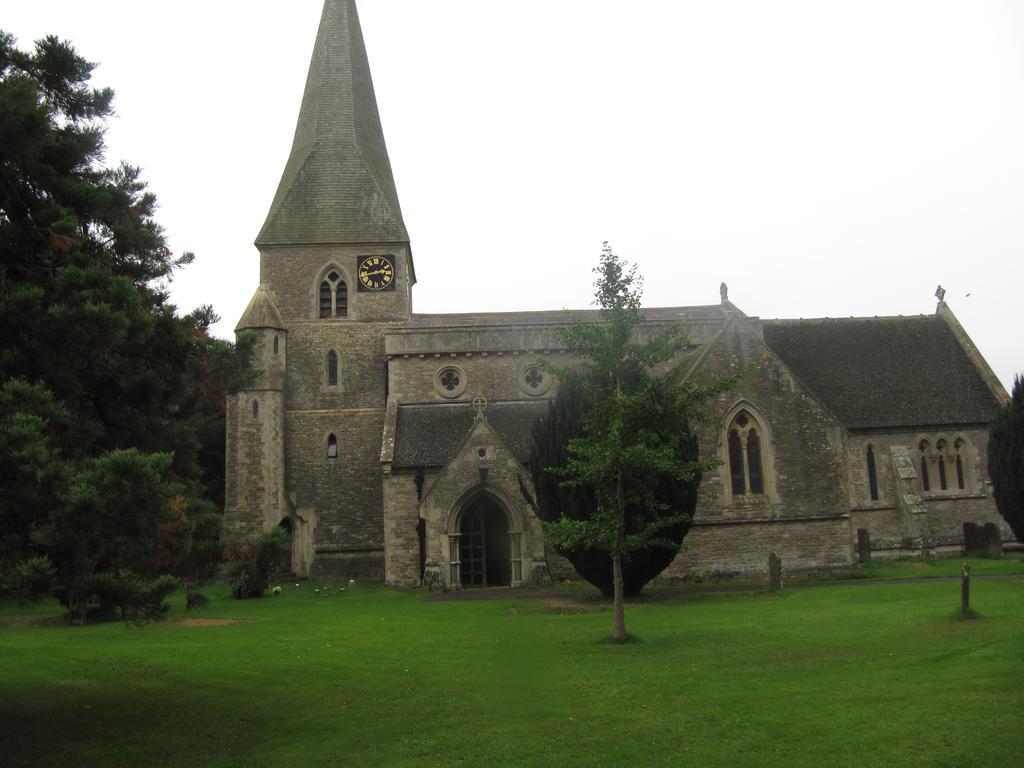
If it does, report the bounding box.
[226,528,290,599]
[1,556,57,605]
[78,573,179,624]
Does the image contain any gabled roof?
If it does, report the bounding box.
[392,400,549,468]
[235,285,285,331]
[256,0,409,247]
[762,315,1000,430]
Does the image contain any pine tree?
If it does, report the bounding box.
[0,32,252,610]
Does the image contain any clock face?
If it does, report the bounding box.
[357,255,395,292]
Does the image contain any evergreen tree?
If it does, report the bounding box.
[0,32,252,610]
[530,376,698,598]
[988,375,1024,542]
[531,243,733,642]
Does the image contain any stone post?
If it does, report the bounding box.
[961,562,970,616]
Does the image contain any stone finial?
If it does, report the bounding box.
[720,282,729,302]
[472,396,488,422]
[935,285,946,303]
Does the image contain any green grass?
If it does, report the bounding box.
[1,576,1022,767]
[853,555,1024,580]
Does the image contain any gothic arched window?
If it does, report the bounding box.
[936,439,948,491]
[866,445,879,501]
[319,280,332,318]
[727,410,767,496]
[252,399,259,419]
[954,438,967,490]
[273,335,280,354]
[318,270,348,318]
[327,434,338,459]
[327,350,339,387]
[919,440,931,492]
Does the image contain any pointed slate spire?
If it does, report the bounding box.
[256,0,410,248]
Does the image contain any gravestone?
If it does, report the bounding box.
[768,552,782,591]
[981,523,1003,558]
[857,528,871,562]
[963,522,1003,558]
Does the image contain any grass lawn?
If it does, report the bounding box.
[853,555,1024,580]
[1,569,1022,767]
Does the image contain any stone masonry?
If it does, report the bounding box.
[224,0,1015,586]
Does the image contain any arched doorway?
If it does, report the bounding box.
[459,496,511,587]
[277,518,295,575]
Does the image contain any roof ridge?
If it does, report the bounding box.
[762,314,933,324]
[400,399,549,409]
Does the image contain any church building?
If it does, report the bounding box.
[224,0,1013,587]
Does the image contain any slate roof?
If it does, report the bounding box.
[256,0,409,247]
[392,400,550,468]
[762,316,1000,430]
[235,285,285,331]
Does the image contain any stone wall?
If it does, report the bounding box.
[672,517,853,578]
[388,351,565,404]
[258,250,412,579]
[846,427,1015,557]
[382,468,425,585]
[284,408,386,576]
[260,243,413,325]
[285,322,403,411]
[223,389,286,535]
[664,317,854,577]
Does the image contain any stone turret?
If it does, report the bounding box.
[224,286,288,543]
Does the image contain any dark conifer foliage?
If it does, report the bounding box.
[0,32,252,610]
[530,378,697,596]
[529,244,734,631]
[988,375,1024,542]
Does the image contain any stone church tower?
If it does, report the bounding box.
[225,0,413,576]
[226,0,1014,585]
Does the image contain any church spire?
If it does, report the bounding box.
[256,0,410,248]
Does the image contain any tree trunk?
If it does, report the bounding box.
[612,470,627,642]
[612,552,626,641]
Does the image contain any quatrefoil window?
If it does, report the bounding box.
[518,363,552,396]
[434,366,468,399]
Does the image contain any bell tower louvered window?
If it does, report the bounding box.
[319,271,348,318]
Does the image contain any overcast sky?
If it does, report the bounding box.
[5,1,1021,389]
